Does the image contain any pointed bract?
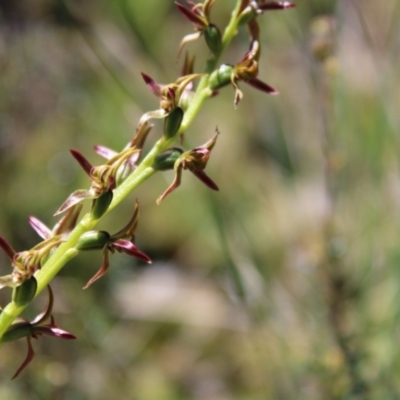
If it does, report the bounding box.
[0,235,16,260]
[55,189,95,216]
[70,149,93,176]
[113,239,152,263]
[28,217,52,240]
[94,145,118,160]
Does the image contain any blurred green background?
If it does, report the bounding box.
[1,0,400,398]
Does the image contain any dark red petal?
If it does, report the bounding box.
[258,2,296,11]
[34,325,76,340]
[0,235,16,260]
[245,77,279,95]
[70,149,93,175]
[156,165,183,205]
[112,239,152,264]
[106,175,116,191]
[175,2,207,27]
[11,336,35,379]
[248,19,260,41]
[190,169,219,191]
[83,249,110,289]
[31,285,54,326]
[141,72,162,97]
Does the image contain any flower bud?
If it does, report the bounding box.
[204,24,222,54]
[208,64,234,90]
[91,190,113,219]
[164,107,184,139]
[12,277,37,307]
[75,231,110,251]
[152,148,183,171]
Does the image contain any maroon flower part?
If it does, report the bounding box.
[0,234,62,289]
[94,121,153,183]
[175,0,221,57]
[233,40,278,105]
[136,72,201,141]
[239,0,296,14]
[75,200,151,289]
[55,145,140,215]
[2,285,76,379]
[209,40,278,107]
[157,130,219,204]
[238,1,296,41]
[141,72,201,116]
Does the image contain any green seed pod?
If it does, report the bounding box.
[2,321,32,342]
[91,190,113,219]
[153,148,183,171]
[208,64,234,90]
[164,107,184,139]
[76,230,110,251]
[204,24,222,55]
[12,277,37,307]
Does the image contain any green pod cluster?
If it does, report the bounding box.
[91,190,113,219]
[208,64,234,90]
[12,277,37,307]
[164,107,184,139]
[204,24,222,55]
[75,230,110,251]
[152,148,183,171]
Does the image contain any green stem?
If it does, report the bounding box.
[0,0,244,342]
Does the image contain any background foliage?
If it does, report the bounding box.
[1,0,400,399]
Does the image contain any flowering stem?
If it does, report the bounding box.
[0,0,244,343]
